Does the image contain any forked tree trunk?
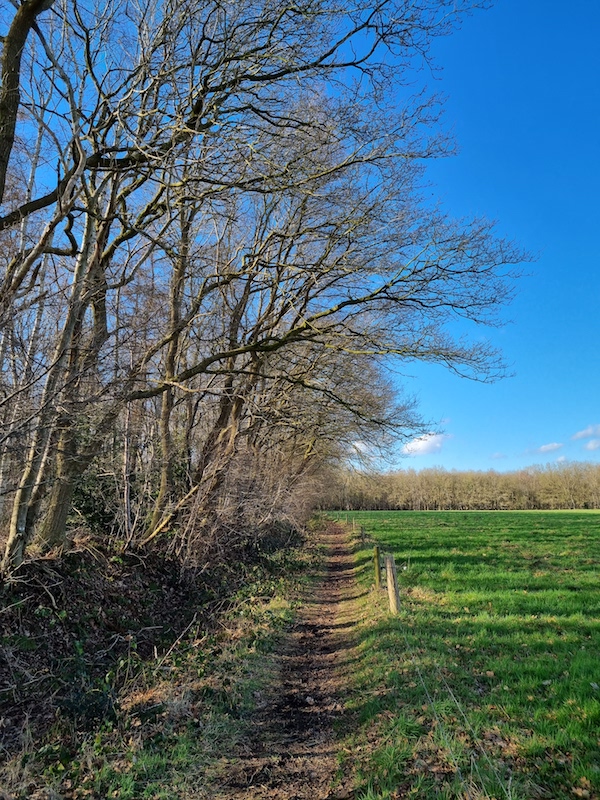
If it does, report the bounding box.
[140,388,244,547]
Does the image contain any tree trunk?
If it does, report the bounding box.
[149,386,174,531]
[149,207,190,531]
[1,210,95,572]
[35,422,77,552]
[0,0,54,203]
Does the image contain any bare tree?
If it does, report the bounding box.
[0,0,521,571]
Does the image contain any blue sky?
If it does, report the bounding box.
[395,0,600,472]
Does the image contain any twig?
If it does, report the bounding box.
[154,613,198,669]
[0,595,34,614]
[33,577,62,609]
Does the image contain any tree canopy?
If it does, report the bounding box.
[0,0,521,571]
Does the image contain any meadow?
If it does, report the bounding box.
[334,511,600,800]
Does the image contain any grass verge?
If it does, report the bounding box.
[333,511,600,800]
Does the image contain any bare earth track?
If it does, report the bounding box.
[214,522,360,800]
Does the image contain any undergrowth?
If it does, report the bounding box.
[0,523,314,799]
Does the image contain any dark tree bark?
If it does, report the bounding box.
[0,0,54,204]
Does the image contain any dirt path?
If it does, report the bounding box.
[214,522,360,800]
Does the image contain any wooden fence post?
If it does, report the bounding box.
[385,554,400,614]
[373,546,381,589]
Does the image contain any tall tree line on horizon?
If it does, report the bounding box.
[0,0,521,572]
[326,463,600,511]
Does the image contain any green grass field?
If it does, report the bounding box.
[334,511,600,800]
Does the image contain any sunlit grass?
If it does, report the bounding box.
[334,510,600,800]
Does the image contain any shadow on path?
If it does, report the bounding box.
[214,523,359,800]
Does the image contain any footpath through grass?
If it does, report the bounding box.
[333,511,600,800]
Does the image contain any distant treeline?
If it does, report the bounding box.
[324,463,600,511]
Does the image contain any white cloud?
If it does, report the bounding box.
[572,424,600,440]
[402,433,448,456]
[537,442,563,453]
[491,452,506,460]
[584,439,600,451]
[556,455,566,463]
